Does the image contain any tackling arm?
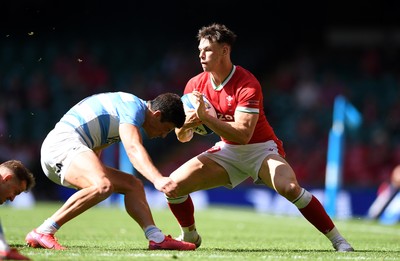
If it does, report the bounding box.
[119,123,178,195]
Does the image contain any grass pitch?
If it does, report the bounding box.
[0,202,399,260]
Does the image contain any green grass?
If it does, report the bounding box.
[0,202,399,260]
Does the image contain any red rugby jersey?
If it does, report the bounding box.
[184,65,285,156]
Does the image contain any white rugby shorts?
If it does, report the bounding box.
[202,140,280,188]
[40,123,91,188]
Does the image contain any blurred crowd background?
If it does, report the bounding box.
[1,1,399,201]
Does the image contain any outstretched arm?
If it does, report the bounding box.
[119,123,178,196]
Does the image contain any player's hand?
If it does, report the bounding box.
[191,91,208,121]
[183,108,202,129]
[153,177,178,197]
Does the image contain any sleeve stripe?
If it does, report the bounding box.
[236,106,259,114]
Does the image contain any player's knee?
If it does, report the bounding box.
[278,182,301,201]
[166,195,188,204]
[127,176,145,191]
[95,178,114,198]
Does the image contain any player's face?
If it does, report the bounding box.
[0,177,26,205]
[198,39,224,72]
[146,119,176,139]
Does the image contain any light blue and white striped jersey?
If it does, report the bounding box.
[57,92,147,149]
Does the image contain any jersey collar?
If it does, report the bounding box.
[211,65,236,91]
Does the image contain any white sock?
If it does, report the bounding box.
[144,225,165,243]
[292,188,312,209]
[181,227,198,241]
[324,227,343,242]
[36,218,60,234]
[0,237,9,252]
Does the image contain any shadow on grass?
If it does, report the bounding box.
[205,248,400,254]
[206,248,334,253]
[13,244,400,255]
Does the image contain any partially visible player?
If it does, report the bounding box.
[166,23,354,252]
[25,92,196,251]
[0,160,35,260]
[368,164,400,220]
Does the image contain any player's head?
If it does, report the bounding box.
[0,160,35,204]
[197,23,237,72]
[197,23,237,48]
[149,93,185,129]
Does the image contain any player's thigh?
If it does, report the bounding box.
[169,154,230,195]
[258,154,300,200]
[102,166,143,194]
[65,150,108,189]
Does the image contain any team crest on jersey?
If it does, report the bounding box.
[226,95,233,106]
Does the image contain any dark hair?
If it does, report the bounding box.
[1,160,35,191]
[197,23,237,47]
[149,93,185,128]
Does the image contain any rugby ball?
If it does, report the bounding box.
[181,93,217,136]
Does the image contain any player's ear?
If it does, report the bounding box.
[3,173,13,182]
[153,110,162,119]
[222,45,229,55]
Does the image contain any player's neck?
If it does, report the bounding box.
[210,63,234,86]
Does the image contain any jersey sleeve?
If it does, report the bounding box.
[235,80,262,114]
[115,95,146,127]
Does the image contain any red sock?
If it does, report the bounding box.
[299,195,335,234]
[168,195,195,227]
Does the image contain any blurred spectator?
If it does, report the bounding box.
[368,164,400,221]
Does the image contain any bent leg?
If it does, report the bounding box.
[27,150,114,250]
[169,155,230,195]
[106,166,197,250]
[258,154,353,251]
[105,166,156,230]
[167,155,230,246]
[49,150,114,227]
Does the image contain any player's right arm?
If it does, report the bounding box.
[119,123,178,196]
[176,82,202,142]
[175,106,203,142]
[175,127,194,143]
